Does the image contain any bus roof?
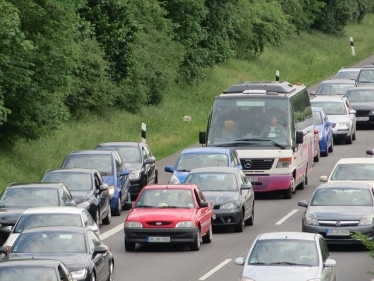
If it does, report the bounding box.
[222,81,304,95]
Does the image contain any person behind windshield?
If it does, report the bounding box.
[259,114,287,139]
[221,120,239,140]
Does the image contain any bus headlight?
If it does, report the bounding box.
[276,157,292,168]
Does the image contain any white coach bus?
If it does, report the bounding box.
[199,81,314,199]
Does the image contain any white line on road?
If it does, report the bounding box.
[275,209,299,225]
[198,259,232,280]
[101,223,123,240]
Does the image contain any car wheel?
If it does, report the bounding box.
[122,192,132,210]
[352,130,356,140]
[234,212,244,232]
[328,139,334,153]
[190,231,201,251]
[102,206,111,225]
[90,272,96,281]
[202,223,212,243]
[95,208,100,226]
[154,170,159,184]
[345,134,352,144]
[283,184,292,199]
[107,261,115,281]
[112,197,121,216]
[245,205,254,226]
[124,237,136,252]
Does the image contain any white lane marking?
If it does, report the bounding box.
[275,209,299,225]
[101,223,123,240]
[198,259,232,280]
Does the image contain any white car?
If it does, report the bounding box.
[234,231,336,281]
[320,157,374,184]
[3,206,100,251]
[334,67,361,80]
[311,95,357,144]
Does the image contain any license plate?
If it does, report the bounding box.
[326,229,350,236]
[248,177,258,183]
[357,117,369,121]
[147,237,170,243]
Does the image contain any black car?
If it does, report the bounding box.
[61,150,132,215]
[95,141,158,200]
[40,168,112,226]
[0,258,75,281]
[0,182,76,246]
[344,86,374,126]
[0,226,114,281]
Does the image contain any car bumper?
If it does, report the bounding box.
[245,174,292,192]
[302,224,374,245]
[212,208,241,226]
[332,128,350,138]
[124,227,199,244]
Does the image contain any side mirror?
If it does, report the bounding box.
[120,170,130,177]
[199,201,209,208]
[309,91,316,96]
[367,149,374,156]
[325,121,333,127]
[145,157,156,164]
[349,109,356,115]
[241,183,252,190]
[164,165,174,173]
[199,131,207,145]
[319,175,328,182]
[296,131,304,144]
[92,245,108,257]
[99,183,109,192]
[298,200,308,208]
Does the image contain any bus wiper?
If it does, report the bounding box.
[214,141,256,147]
[234,138,286,149]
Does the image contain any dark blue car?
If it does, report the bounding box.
[61,150,132,216]
[165,147,242,184]
[312,107,334,158]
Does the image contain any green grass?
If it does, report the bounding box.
[1,15,374,191]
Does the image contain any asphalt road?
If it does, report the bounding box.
[98,54,374,281]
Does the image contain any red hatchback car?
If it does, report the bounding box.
[124,184,212,251]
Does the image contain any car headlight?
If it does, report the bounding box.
[175,221,195,228]
[304,214,319,225]
[129,171,141,181]
[70,268,87,280]
[359,215,374,226]
[124,221,143,228]
[108,185,115,195]
[337,122,349,128]
[220,202,236,209]
[276,157,292,168]
[318,132,322,139]
[169,175,181,184]
[77,199,93,209]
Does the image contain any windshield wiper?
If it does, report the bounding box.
[135,205,156,208]
[269,261,299,265]
[177,169,190,172]
[234,138,286,149]
[249,262,268,265]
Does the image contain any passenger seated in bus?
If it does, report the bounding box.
[259,114,287,139]
[221,120,239,140]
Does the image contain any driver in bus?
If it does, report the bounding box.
[259,114,287,139]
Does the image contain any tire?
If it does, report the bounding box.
[352,130,356,140]
[102,206,111,225]
[283,185,292,199]
[245,205,254,226]
[234,212,244,232]
[202,224,212,243]
[112,197,121,216]
[345,134,352,144]
[328,138,334,153]
[124,237,136,252]
[154,170,159,184]
[122,193,131,210]
[190,231,201,251]
[107,261,115,281]
[314,152,320,162]
[90,272,96,281]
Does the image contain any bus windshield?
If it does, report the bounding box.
[207,97,293,147]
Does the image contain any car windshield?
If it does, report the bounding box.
[317,83,354,95]
[330,163,374,180]
[176,154,228,172]
[116,147,141,163]
[12,231,87,253]
[312,112,323,125]
[335,70,359,80]
[0,268,58,281]
[0,188,59,208]
[248,239,319,266]
[42,172,92,190]
[311,102,347,115]
[345,89,374,102]
[311,187,373,206]
[185,173,239,191]
[14,213,82,233]
[135,189,195,208]
[358,69,374,83]
[63,154,113,175]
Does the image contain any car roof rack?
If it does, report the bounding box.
[223,81,298,94]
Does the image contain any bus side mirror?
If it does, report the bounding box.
[199,131,206,145]
[296,131,304,144]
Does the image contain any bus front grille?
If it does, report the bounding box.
[240,158,274,170]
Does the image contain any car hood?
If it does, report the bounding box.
[0,208,28,225]
[326,115,349,123]
[307,206,374,220]
[7,253,91,271]
[70,190,95,203]
[124,163,142,171]
[242,265,320,281]
[128,208,196,222]
[203,191,239,205]
[350,102,374,110]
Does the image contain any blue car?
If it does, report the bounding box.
[61,150,132,216]
[165,147,242,184]
[312,107,334,157]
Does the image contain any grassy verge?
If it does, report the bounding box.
[1,15,374,190]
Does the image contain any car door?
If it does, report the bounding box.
[194,187,211,235]
[239,170,253,218]
[143,144,156,184]
[114,152,129,203]
[87,230,108,281]
[94,171,109,216]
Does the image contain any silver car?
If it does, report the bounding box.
[311,95,356,144]
[234,231,336,281]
